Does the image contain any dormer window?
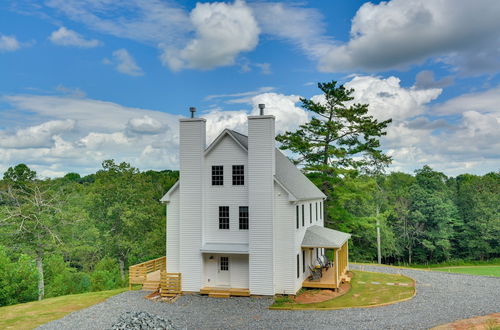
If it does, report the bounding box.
[232,165,244,185]
[212,165,223,185]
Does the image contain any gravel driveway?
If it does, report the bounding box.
[38,265,499,330]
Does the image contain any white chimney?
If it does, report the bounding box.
[178,114,205,292]
[248,109,275,295]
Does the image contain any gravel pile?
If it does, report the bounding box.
[38,265,500,330]
[110,311,176,330]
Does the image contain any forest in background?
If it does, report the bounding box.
[0,161,498,307]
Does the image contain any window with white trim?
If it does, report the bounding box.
[219,206,229,229]
[239,206,248,230]
[232,165,244,185]
[212,166,223,185]
[220,256,229,271]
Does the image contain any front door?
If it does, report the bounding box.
[216,256,230,287]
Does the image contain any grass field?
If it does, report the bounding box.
[0,288,127,329]
[270,270,415,310]
[431,266,500,277]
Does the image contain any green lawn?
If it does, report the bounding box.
[270,270,415,310]
[431,266,500,277]
[0,288,127,329]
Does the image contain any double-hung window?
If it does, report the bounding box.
[232,165,244,185]
[239,206,249,230]
[315,202,318,221]
[309,203,312,224]
[212,166,223,185]
[219,206,229,229]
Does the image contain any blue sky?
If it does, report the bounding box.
[0,0,499,177]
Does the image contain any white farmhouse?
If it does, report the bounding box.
[161,107,351,297]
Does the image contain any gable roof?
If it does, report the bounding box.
[302,225,351,248]
[160,180,179,203]
[205,129,248,155]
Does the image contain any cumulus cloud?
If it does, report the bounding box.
[49,26,101,48]
[126,116,164,135]
[318,0,500,74]
[105,49,144,76]
[0,34,21,52]
[0,119,75,148]
[161,0,259,70]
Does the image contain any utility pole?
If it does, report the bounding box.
[376,204,381,264]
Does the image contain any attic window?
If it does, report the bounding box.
[212,166,223,185]
[232,165,244,185]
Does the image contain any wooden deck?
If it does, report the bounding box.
[302,266,338,289]
[200,287,250,297]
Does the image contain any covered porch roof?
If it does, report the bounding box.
[200,243,249,254]
[301,225,351,249]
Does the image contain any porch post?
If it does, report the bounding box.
[334,248,339,290]
[346,241,349,271]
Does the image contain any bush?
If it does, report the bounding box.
[90,257,123,291]
[0,247,38,306]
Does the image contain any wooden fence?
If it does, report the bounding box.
[128,256,166,289]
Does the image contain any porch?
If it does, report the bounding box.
[301,225,351,290]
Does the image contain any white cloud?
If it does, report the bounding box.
[0,119,75,148]
[49,26,101,48]
[205,86,275,103]
[161,0,259,70]
[250,2,329,58]
[2,81,499,177]
[318,0,500,74]
[255,63,271,75]
[433,86,500,116]
[44,0,190,46]
[106,49,144,76]
[0,34,21,52]
[345,76,442,121]
[126,115,164,135]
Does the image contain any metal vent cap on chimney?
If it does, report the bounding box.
[258,103,265,115]
[189,107,196,118]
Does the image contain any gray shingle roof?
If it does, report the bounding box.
[200,243,249,254]
[302,225,351,248]
[229,130,326,201]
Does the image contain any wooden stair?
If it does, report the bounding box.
[142,280,161,291]
[200,287,250,298]
[160,272,182,298]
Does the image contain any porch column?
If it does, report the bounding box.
[334,248,339,289]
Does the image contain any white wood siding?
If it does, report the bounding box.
[166,189,180,272]
[273,183,296,294]
[204,135,249,244]
[230,254,249,288]
[179,118,205,292]
[248,115,275,295]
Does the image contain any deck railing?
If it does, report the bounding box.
[128,256,166,289]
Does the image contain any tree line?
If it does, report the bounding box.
[0,161,177,306]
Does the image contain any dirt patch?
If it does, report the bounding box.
[432,313,500,330]
[294,282,351,304]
